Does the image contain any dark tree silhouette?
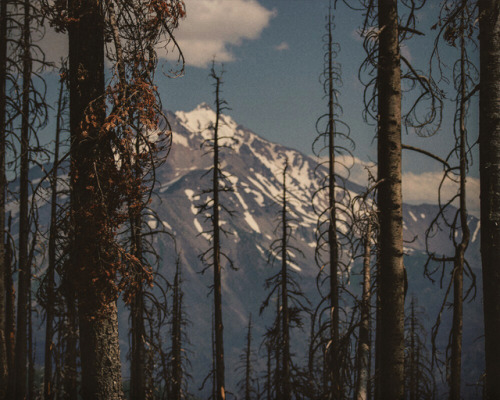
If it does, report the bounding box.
[311,4,354,398]
[404,297,436,400]
[196,65,235,400]
[424,2,478,398]
[237,314,257,400]
[40,0,185,397]
[260,159,309,400]
[0,0,8,393]
[478,1,500,398]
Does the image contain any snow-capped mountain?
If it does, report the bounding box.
[9,103,483,398]
[146,103,483,397]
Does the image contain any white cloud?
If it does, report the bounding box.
[335,155,480,217]
[38,0,275,69]
[274,41,289,51]
[402,171,480,217]
[400,43,412,63]
[162,0,275,68]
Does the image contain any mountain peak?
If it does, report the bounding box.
[196,101,213,111]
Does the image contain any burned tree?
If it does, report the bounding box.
[40,0,185,397]
[237,314,257,400]
[404,297,436,400]
[354,0,443,397]
[311,4,354,399]
[260,159,309,399]
[478,1,500,398]
[424,2,478,398]
[196,65,235,400]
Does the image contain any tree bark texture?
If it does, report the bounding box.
[376,1,405,399]
[68,0,123,398]
[479,1,500,399]
[355,224,371,400]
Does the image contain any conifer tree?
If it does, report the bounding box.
[196,64,235,400]
[260,159,309,399]
[404,297,436,400]
[237,314,256,400]
[312,5,354,398]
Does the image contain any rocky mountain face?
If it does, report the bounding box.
[145,104,483,397]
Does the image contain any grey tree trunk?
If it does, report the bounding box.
[376,1,405,399]
[355,224,371,400]
[479,1,500,399]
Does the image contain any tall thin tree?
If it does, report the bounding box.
[312,5,354,398]
[0,0,8,393]
[479,1,500,398]
[376,2,405,397]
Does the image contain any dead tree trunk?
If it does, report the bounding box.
[479,1,500,399]
[62,284,78,400]
[243,315,253,400]
[281,162,291,400]
[14,1,33,397]
[0,0,7,394]
[4,214,14,397]
[376,1,405,399]
[43,70,64,400]
[450,10,471,398]
[171,260,183,400]
[326,11,341,399]
[212,72,225,400]
[68,0,123,398]
[355,223,371,400]
[129,148,146,400]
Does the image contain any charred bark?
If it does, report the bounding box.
[479,1,500,399]
[68,0,122,398]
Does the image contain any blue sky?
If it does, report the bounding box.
[40,0,480,213]
[155,1,479,167]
